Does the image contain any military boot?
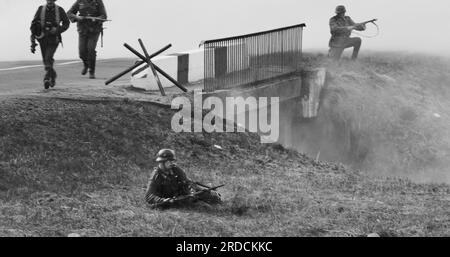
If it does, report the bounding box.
[44,79,51,89]
[81,66,88,75]
[81,59,88,75]
[50,68,57,88]
[89,61,96,79]
[43,70,51,89]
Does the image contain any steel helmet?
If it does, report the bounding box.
[335,5,346,14]
[156,149,176,162]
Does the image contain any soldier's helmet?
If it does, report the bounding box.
[156,149,176,162]
[335,5,346,14]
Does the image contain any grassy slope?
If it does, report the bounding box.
[0,97,449,237]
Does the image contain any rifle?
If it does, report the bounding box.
[356,19,378,26]
[152,184,225,207]
[81,16,111,22]
[172,184,225,203]
[195,181,214,189]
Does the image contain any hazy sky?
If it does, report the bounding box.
[1,0,449,61]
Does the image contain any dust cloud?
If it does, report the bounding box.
[277,52,450,184]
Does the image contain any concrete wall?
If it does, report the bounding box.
[200,68,326,136]
[202,76,303,111]
[300,68,326,118]
[199,76,303,143]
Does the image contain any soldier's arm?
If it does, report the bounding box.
[66,0,80,22]
[144,171,172,205]
[172,166,196,194]
[145,191,171,205]
[97,0,108,19]
[329,17,349,34]
[58,7,71,34]
[354,25,366,31]
[349,17,366,31]
[31,6,42,29]
[347,17,365,31]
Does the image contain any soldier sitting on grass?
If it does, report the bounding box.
[145,149,223,209]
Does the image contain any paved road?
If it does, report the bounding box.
[0,59,135,96]
[0,58,190,106]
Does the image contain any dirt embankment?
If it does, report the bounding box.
[283,52,450,184]
[0,97,449,237]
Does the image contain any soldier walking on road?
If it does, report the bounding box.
[30,0,70,89]
[328,5,366,60]
[67,0,107,79]
[145,149,223,209]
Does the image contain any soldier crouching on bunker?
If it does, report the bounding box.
[30,0,70,89]
[328,5,366,60]
[145,149,223,209]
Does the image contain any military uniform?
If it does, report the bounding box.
[30,3,70,88]
[328,15,365,60]
[145,164,222,208]
[67,0,107,78]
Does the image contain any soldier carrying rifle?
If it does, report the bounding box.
[145,149,223,209]
[67,0,108,79]
[328,5,376,60]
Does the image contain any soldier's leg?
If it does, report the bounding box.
[39,41,47,65]
[39,39,52,88]
[79,33,89,75]
[46,43,59,87]
[87,32,101,78]
[328,47,345,60]
[343,37,362,60]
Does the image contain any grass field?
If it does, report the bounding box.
[0,95,449,237]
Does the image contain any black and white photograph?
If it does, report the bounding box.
[0,0,450,245]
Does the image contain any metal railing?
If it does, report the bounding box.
[202,23,305,92]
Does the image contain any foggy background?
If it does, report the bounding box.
[0,0,449,61]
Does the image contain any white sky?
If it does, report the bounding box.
[1,0,449,61]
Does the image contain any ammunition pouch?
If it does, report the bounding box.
[78,20,103,35]
[30,20,43,39]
